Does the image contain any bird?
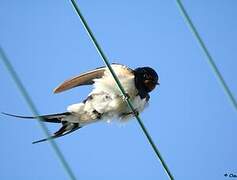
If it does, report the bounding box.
[3,64,159,144]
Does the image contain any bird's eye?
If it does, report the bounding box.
[144,74,149,79]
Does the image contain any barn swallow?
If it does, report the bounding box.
[3,64,159,144]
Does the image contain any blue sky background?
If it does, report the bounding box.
[0,0,236,179]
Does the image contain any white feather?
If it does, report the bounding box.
[66,64,148,126]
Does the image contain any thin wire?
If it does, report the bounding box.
[0,47,77,180]
[175,0,237,110]
[69,0,174,179]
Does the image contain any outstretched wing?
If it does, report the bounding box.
[53,67,106,93]
[53,64,133,94]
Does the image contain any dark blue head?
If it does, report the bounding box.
[134,67,159,95]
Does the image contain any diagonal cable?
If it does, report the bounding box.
[0,47,77,180]
[175,0,237,110]
[69,0,174,179]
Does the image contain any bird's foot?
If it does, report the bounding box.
[133,110,139,117]
[122,93,130,101]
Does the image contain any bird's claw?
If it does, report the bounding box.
[122,93,130,101]
[133,110,139,117]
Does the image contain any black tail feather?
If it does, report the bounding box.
[32,123,81,144]
[2,112,71,123]
[2,112,81,143]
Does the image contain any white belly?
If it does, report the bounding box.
[66,64,149,125]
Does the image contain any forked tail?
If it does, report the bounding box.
[2,112,81,144]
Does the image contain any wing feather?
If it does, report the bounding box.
[54,68,106,93]
[53,64,133,93]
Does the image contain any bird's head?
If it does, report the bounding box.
[134,67,159,93]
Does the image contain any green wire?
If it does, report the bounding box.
[176,0,237,110]
[0,47,77,180]
[69,0,174,179]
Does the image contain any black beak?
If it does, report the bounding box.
[156,82,160,85]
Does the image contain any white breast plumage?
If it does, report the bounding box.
[67,64,148,125]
